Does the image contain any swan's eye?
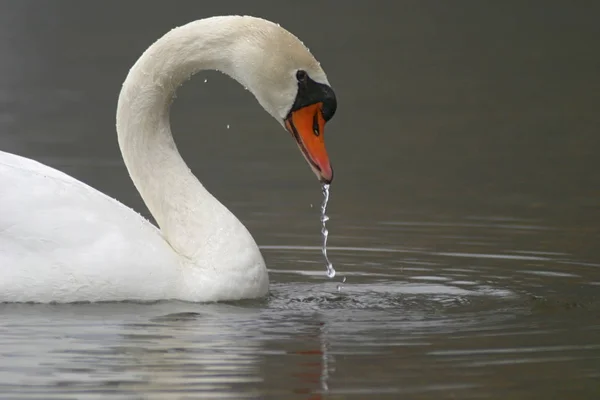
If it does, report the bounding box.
[296,70,308,83]
[312,112,320,136]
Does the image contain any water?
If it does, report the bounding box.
[1,1,600,399]
[319,183,335,278]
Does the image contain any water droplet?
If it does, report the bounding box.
[204,78,208,83]
[226,124,230,129]
[320,183,336,278]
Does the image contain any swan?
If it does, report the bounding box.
[0,16,337,303]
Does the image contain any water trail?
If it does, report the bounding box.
[320,183,336,278]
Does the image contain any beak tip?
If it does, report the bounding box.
[319,166,334,184]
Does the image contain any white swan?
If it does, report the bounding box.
[0,16,337,303]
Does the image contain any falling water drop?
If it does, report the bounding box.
[226,124,230,129]
[204,78,208,83]
[320,183,335,278]
[336,276,347,292]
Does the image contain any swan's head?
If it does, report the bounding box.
[230,17,337,183]
[282,69,337,185]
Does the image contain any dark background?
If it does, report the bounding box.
[2,1,598,228]
[1,1,599,261]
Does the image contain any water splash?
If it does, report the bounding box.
[337,276,347,292]
[320,183,336,278]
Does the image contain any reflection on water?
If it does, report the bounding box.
[1,0,600,399]
[1,217,599,398]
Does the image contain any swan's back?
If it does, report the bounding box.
[0,151,180,302]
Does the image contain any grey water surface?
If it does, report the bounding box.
[1,1,599,399]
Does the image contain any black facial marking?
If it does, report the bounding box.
[287,70,337,122]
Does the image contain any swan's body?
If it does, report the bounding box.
[0,151,184,302]
[0,16,336,303]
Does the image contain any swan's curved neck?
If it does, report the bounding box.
[116,18,253,258]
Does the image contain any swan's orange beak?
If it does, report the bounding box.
[285,102,333,184]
